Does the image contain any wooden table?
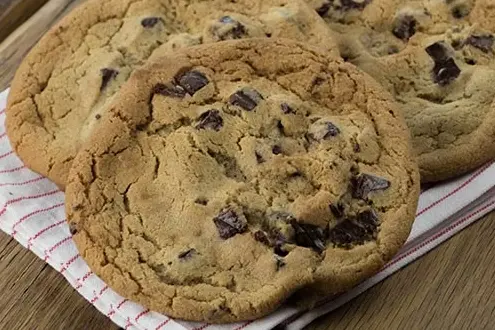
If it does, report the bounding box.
[1,1,495,329]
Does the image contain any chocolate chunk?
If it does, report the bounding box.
[272,145,282,155]
[309,121,341,141]
[425,42,451,62]
[330,202,345,218]
[340,0,372,11]
[465,58,476,65]
[275,256,286,271]
[281,103,295,114]
[69,223,78,235]
[100,68,119,91]
[153,83,186,98]
[229,88,263,111]
[392,15,417,41]
[352,173,391,199]
[213,208,247,239]
[255,152,265,164]
[452,5,469,19]
[274,245,289,257]
[291,221,327,253]
[329,209,380,247]
[316,2,331,16]
[178,71,209,95]
[215,16,247,40]
[466,34,494,53]
[195,198,208,206]
[196,110,223,131]
[95,114,101,120]
[178,248,196,260]
[254,230,271,246]
[432,58,461,86]
[141,17,161,28]
[425,42,461,86]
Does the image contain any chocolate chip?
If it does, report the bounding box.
[95,114,101,120]
[100,68,119,91]
[340,0,372,11]
[195,110,223,131]
[275,256,286,271]
[309,121,341,141]
[330,202,345,218]
[352,173,391,199]
[153,83,186,98]
[281,103,295,114]
[254,230,271,246]
[392,15,417,41]
[452,5,469,19]
[291,221,327,253]
[432,58,461,86]
[465,58,476,65]
[69,223,78,235]
[195,198,208,206]
[141,17,161,28]
[274,244,289,257]
[255,152,265,164]
[272,145,282,155]
[215,16,247,40]
[425,42,461,86]
[328,209,380,247]
[316,2,331,16]
[425,42,450,62]
[466,34,494,53]
[178,249,196,260]
[177,71,209,95]
[213,209,247,239]
[229,88,263,111]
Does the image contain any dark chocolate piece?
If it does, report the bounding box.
[141,17,161,28]
[213,209,247,239]
[466,34,494,53]
[178,71,209,95]
[392,15,417,41]
[100,68,119,91]
[153,83,186,98]
[178,249,196,260]
[229,88,264,111]
[196,110,223,131]
[352,173,391,199]
[328,209,380,247]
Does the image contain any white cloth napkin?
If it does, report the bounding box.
[0,88,494,330]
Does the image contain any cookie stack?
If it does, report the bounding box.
[7,0,492,324]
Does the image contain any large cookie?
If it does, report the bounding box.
[6,0,338,188]
[308,0,495,181]
[65,39,419,322]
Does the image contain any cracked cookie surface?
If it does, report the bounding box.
[6,0,338,188]
[306,0,495,181]
[65,39,419,322]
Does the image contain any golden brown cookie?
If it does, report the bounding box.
[6,0,338,188]
[65,39,419,323]
[306,0,495,181]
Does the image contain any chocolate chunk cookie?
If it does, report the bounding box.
[65,39,419,322]
[6,0,338,188]
[305,0,495,181]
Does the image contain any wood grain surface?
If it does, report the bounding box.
[0,1,495,329]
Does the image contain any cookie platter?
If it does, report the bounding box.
[5,0,494,324]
